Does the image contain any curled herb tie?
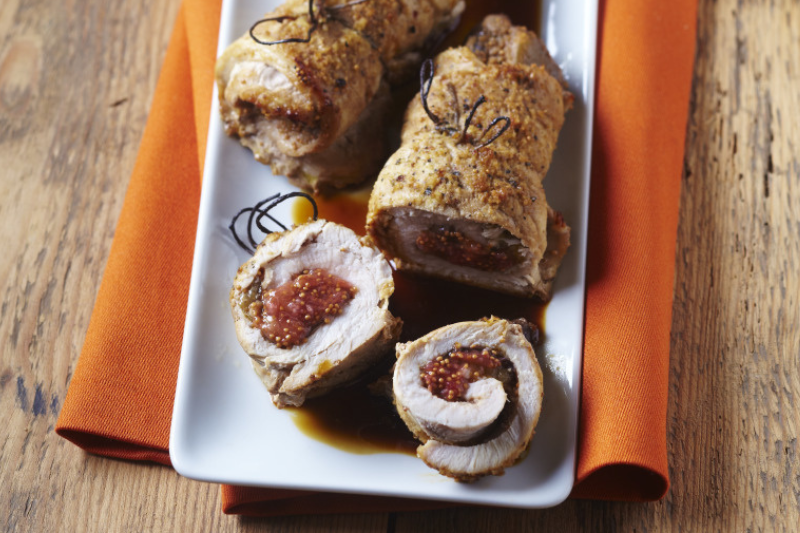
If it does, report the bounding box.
[229,192,319,254]
[419,59,442,126]
[419,59,459,134]
[460,95,486,142]
[474,116,511,149]
[249,0,318,45]
[460,95,511,148]
[249,0,370,46]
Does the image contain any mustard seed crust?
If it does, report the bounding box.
[366,21,572,298]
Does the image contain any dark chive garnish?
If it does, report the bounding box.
[229,192,318,254]
[249,0,370,46]
[249,0,317,46]
[460,95,486,142]
[419,59,442,126]
[417,61,512,149]
[474,116,511,149]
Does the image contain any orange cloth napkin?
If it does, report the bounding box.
[56,0,697,513]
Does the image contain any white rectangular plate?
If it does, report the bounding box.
[171,0,597,509]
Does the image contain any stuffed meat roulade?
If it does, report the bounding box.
[230,219,402,407]
[366,15,572,299]
[216,0,464,192]
[393,317,543,481]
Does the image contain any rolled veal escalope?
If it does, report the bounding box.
[230,219,402,407]
[366,15,572,299]
[216,0,464,192]
[393,318,543,481]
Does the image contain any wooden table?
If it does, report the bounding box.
[1,0,798,531]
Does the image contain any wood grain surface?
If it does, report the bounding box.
[1,0,798,531]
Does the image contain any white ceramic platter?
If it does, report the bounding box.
[171,0,597,508]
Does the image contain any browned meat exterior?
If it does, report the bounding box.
[216,0,464,192]
[393,318,544,481]
[466,14,570,93]
[230,220,402,408]
[366,15,572,299]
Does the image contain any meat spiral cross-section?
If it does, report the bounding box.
[393,317,544,481]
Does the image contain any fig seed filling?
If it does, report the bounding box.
[249,268,357,348]
[420,344,507,402]
[415,227,519,272]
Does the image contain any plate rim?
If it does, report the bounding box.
[170,0,598,509]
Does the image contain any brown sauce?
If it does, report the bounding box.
[286,0,544,455]
[292,189,370,236]
[439,0,542,51]
[391,271,546,342]
[287,382,418,456]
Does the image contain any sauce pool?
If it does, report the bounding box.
[289,192,546,455]
[287,382,419,456]
[292,189,370,236]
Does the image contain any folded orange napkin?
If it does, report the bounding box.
[56,0,696,513]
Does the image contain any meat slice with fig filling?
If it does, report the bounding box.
[393,317,543,481]
[366,15,572,300]
[230,219,402,408]
[216,0,465,193]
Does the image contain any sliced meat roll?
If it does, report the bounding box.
[216,0,464,192]
[230,219,402,408]
[366,15,572,300]
[393,318,543,481]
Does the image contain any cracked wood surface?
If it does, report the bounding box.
[1,0,798,531]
